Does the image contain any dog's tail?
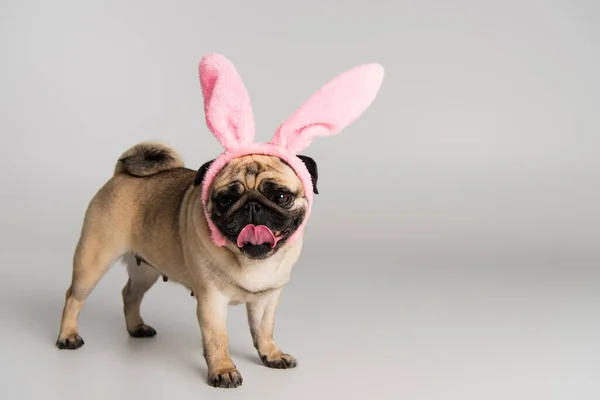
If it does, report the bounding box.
[114,142,185,177]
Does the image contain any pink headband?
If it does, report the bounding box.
[198,53,385,247]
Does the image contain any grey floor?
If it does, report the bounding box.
[1,239,598,400]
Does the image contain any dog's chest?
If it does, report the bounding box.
[239,257,292,291]
[224,257,293,303]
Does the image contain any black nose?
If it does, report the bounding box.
[243,201,262,224]
[243,201,261,212]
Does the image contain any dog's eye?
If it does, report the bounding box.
[274,192,292,206]
[217,196,234,209]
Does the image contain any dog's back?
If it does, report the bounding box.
[78,143,196,284]
[111,141,196,234]
[104,142,196,264]
[85,142,195,234]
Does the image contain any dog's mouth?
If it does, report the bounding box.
[213,213,305,259]
[236,224,283,248]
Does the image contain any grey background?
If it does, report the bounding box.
[1,0,599,399]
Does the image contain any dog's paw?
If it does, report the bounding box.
[128,324,157,338]
[56,334,85,350]
[208,368,243,389]
[260,352,298,369]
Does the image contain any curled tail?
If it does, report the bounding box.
[114,142,185,177]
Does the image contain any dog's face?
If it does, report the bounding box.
[195,154,319,260]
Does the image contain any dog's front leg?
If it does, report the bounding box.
[246,289,298,369]
[196,289,242,388]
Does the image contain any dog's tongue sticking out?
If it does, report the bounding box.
[237,224,281,248]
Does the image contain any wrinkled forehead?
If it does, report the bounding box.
[210,154,303,194]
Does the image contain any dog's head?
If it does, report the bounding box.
[193,53,383,254]
[195,154,318,259]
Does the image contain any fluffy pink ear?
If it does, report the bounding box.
[271,63,384,154]
[199,53,255,149]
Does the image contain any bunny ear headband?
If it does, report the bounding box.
[197,53,384,247]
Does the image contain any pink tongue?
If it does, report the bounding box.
[237,224,281,248]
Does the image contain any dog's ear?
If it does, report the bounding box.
[297,155,319,194]
[193,159,214,187]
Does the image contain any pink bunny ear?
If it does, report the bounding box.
[271,63,384,154]
[199,53,255,149]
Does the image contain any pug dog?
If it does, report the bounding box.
[55,53,384,389]
[56,141,316,387]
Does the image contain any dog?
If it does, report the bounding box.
[55,53,384,389]
[56,141,317,388]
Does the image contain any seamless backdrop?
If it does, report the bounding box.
[1,1,599,400]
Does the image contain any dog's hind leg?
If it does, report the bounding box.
[121,254,160,338]
[56,218,127,350]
